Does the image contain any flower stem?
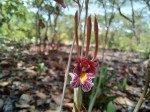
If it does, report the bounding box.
[74,87,82,111]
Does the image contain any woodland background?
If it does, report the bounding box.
[0,0,150,112]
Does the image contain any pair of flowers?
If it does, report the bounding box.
[70,11,99,92]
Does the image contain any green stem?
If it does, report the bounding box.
[74,87,82,111]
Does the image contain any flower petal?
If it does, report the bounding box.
[82,78,94,92]
[73,63,81,75]
[73,58,98,78]
[86,73,95,78]
[70,75,81,88]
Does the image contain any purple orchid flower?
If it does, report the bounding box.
[70,58,98,92]
[70,14,99,92]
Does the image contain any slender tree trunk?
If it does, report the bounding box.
[131,0,139,44]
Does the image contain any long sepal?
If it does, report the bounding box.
[74,10,80,57]
[92,15,98,61]
[85,15,91,58]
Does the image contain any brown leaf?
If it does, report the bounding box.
[64,97,71,103]
[16,103,30,108]
[0,81,11,87]
[45,110,56,112]
[37,92,46,100]
[19,94,32,104]
[51,94,62,105]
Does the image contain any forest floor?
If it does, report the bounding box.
[0,41,149,112]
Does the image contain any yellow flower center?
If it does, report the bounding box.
[80,71,87,84]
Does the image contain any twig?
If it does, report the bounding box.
[59,36,76,112]
[118,7,132,23]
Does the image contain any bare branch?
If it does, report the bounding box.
[118,6,133,23]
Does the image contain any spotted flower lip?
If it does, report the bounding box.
[70,58,98,92]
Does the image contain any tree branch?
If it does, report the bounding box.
[118,6,133,23]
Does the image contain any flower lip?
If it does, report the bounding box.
[82,77,94,92]
[70,74,81,88]
[80,71,87,84]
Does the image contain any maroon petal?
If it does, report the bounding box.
[73,58,98,78]
[82,78,94,92]
[75,58,81,63]
[70,75,81,88]
[89,61,98,68]
[73,63,81,75]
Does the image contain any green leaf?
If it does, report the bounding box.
[103,73,115,85]
[39,63,45,70]
[122,78,127,92]
[106,102,116,112]
[100,96,117,104]
[101,67,115,86]
[101,67,108,84]
[37,63,45,76]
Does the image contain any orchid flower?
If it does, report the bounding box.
[70,58,98,92]
[70,12,99,92]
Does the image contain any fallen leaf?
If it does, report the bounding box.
[19,94,32,104]
[0,81,11,87]
[0,99,4,110]
[37,92,47,100]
